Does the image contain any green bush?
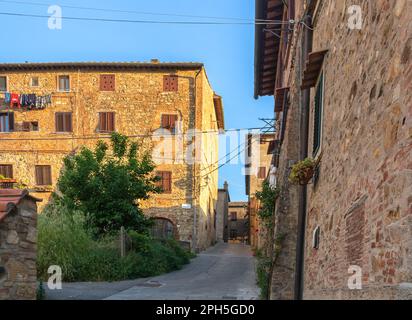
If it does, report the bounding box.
[37,212,193,282]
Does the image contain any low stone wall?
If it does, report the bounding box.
[0,198,37,300]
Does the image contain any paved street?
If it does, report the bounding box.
[45,243,259,300]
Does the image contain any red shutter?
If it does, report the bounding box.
[163,75,178,92]
[100,75,115,91]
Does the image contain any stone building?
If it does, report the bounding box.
[227,202,249,244]
[254,0,411,299]
[216,181,230,243]
[0,189,40,300]
[0,61,224,252]
[245,133,276,250]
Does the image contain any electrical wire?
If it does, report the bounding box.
[0,0,284,23]
[0,127,263,141]
[0,11,291,25]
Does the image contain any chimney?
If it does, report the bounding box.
[224,181,228,191]
[151,59,160,64]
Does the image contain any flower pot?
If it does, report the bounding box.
[297,166,315,185]
[0,179,17,189]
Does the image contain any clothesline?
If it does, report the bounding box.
[1,92,52,110]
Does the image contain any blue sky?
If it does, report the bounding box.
[0,0,274,201]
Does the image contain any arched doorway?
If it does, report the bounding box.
[151,218,176,240]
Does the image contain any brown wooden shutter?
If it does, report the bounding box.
[163,172,172,193]
[35,166,42,185]
[99,112,105,132]
[35,165,52,185]
[161,115,169,129]
[258,167,266,179]
[156,171,172,193]
[22,122,30,132]
[108,112,115,132]
[65,113,72,132]
[8,112,14,131]
[169,115,178,132]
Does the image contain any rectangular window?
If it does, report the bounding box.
[35,165,52,186]
[163,75,178,92]
[313,72,324,157]
[0,112,14,132]
[30,77,39,87]
[156,171,172,193]
[58,75,70,92]
[230,212,238,221]
[100,74,115,91]
[55,112,72,132]
[22,121,39,132]
[258,167,266,179]
[161,114,178,134]
[0,76,6,91]
[98,112,115,132]
[0,165,13,178]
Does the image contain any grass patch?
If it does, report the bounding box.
[37,212,193,282]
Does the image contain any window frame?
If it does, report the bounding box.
[55,112,73,133]
[0,164,13,179]
[98,112,116,133]
[57,75,70,92]
[156,171,172,194]
[0,112,14,133]
[0,75,7,92]
[35,165,52,186]
[312,70,325,159]
[30,76,39,88]
[257,166,267,179]
[230,212,238,222]
[161,114,178,135]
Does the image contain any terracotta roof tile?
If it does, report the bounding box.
[0,189,42,223]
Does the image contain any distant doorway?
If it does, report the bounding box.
[151,218,176,240]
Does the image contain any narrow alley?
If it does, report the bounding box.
[45,243,259,300]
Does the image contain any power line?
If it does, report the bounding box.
[0,127,263,141]
[0,0,282,23]
[0,11,291,25]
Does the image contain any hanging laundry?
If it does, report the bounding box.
[28,94,37,109]
[4,92,11,104]
[10,93,20,108]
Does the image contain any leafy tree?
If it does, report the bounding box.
[57,133,160,237]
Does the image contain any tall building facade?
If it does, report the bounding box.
[0,61,225,252]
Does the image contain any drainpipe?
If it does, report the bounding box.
[192,68,202,253]
[294,13,313,300]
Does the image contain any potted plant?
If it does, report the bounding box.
[289,158,319,185]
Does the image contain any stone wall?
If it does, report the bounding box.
[303,0,412,299]
[0,198,37,300]
[0,65,221,252]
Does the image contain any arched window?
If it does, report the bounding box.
[151,218,175,240]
